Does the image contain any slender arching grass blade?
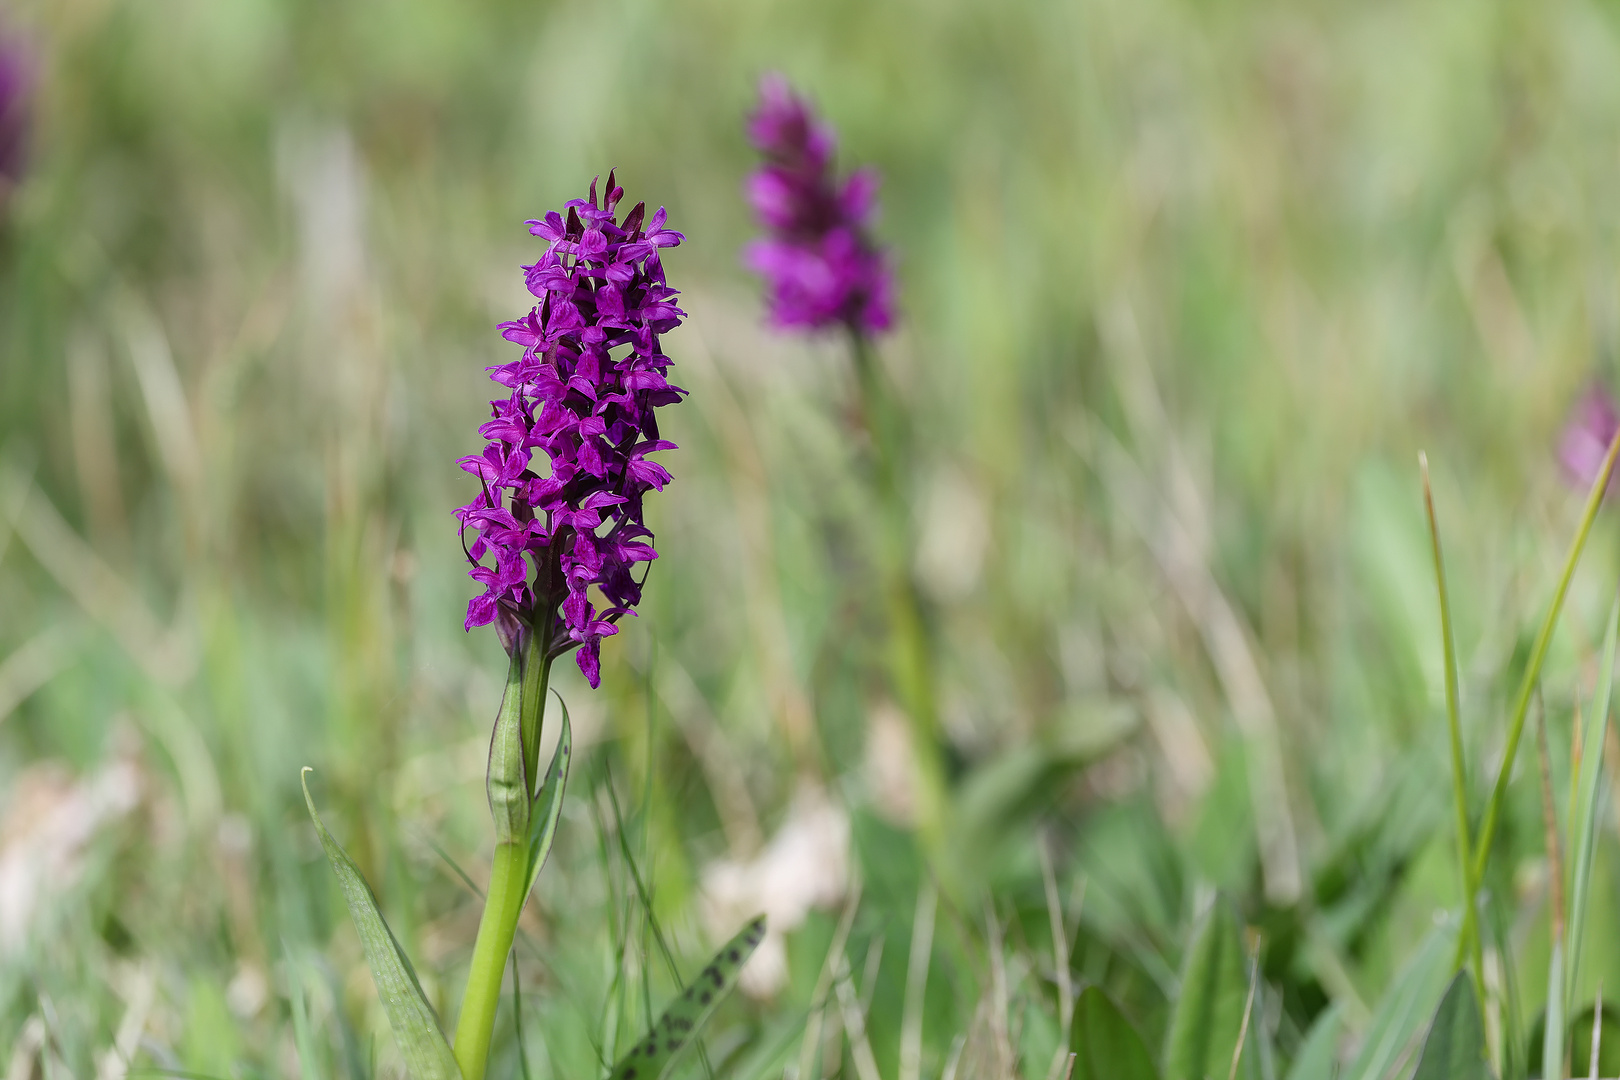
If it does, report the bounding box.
[1566,594,1618,1011]
[1468,429,1620,901]
[300,768,462,1080]
[1422,453,1485,1007]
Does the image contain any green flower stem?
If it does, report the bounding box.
[456,643,552,1080]
[1422,454,1486,1011]
[520,636,549,795]
[849,329,945,838]
[1460,428,1620,969]
[453,839,530,1080]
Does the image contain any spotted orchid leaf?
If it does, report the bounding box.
[607,915,767,1080]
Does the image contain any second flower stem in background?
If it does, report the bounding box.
[849,329,945,839]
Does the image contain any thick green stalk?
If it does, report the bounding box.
[849,329,945,836]
[453,840,530,1080]
[1422,455,1486,1009]
[1465,430,1620,922]
[456,642,552,1080]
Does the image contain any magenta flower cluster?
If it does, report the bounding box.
[745,74,893,335]
[457,173,685,687]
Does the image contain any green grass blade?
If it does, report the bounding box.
[1566,594,1618,1007]
[1423,455,1486,1003]
[1071,985,1160,1080]
[1469,429,1620,892]
[523,694,573,897]
[1412,973,1490,1080]
[1345,921,1458,1080]
[301,769,462,1080]
[606,915,767,1080]
[1164,896,1249,1080]
[1544,942,1566,1080]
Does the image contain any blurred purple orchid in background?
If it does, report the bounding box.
[0,28,32,194]
[1559,381,1620,493]
[745,74,892,335]
[457,172,685,687]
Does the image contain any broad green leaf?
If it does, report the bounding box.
[607,915,767,1080]
[1344,921,1456,1080]
[523,695,573,897]
[1164,896,1251,1080]
[1566,594,1618,1006]
[1285,1002,1342,1080]
[301,769,462,1080]
[1071,985,1159,1080]
[1411,974,1489,1080]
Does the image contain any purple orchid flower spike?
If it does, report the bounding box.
[744,74,893,335]
[1559,381,1620,495]
[457,171,686,687]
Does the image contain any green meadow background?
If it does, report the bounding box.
[5,0,1620,1076]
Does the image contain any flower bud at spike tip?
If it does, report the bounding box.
[456,172,686,687]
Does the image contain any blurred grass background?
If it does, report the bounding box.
[6,0,1620,1076]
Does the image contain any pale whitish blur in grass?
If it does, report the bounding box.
[5,0,1620,1077]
